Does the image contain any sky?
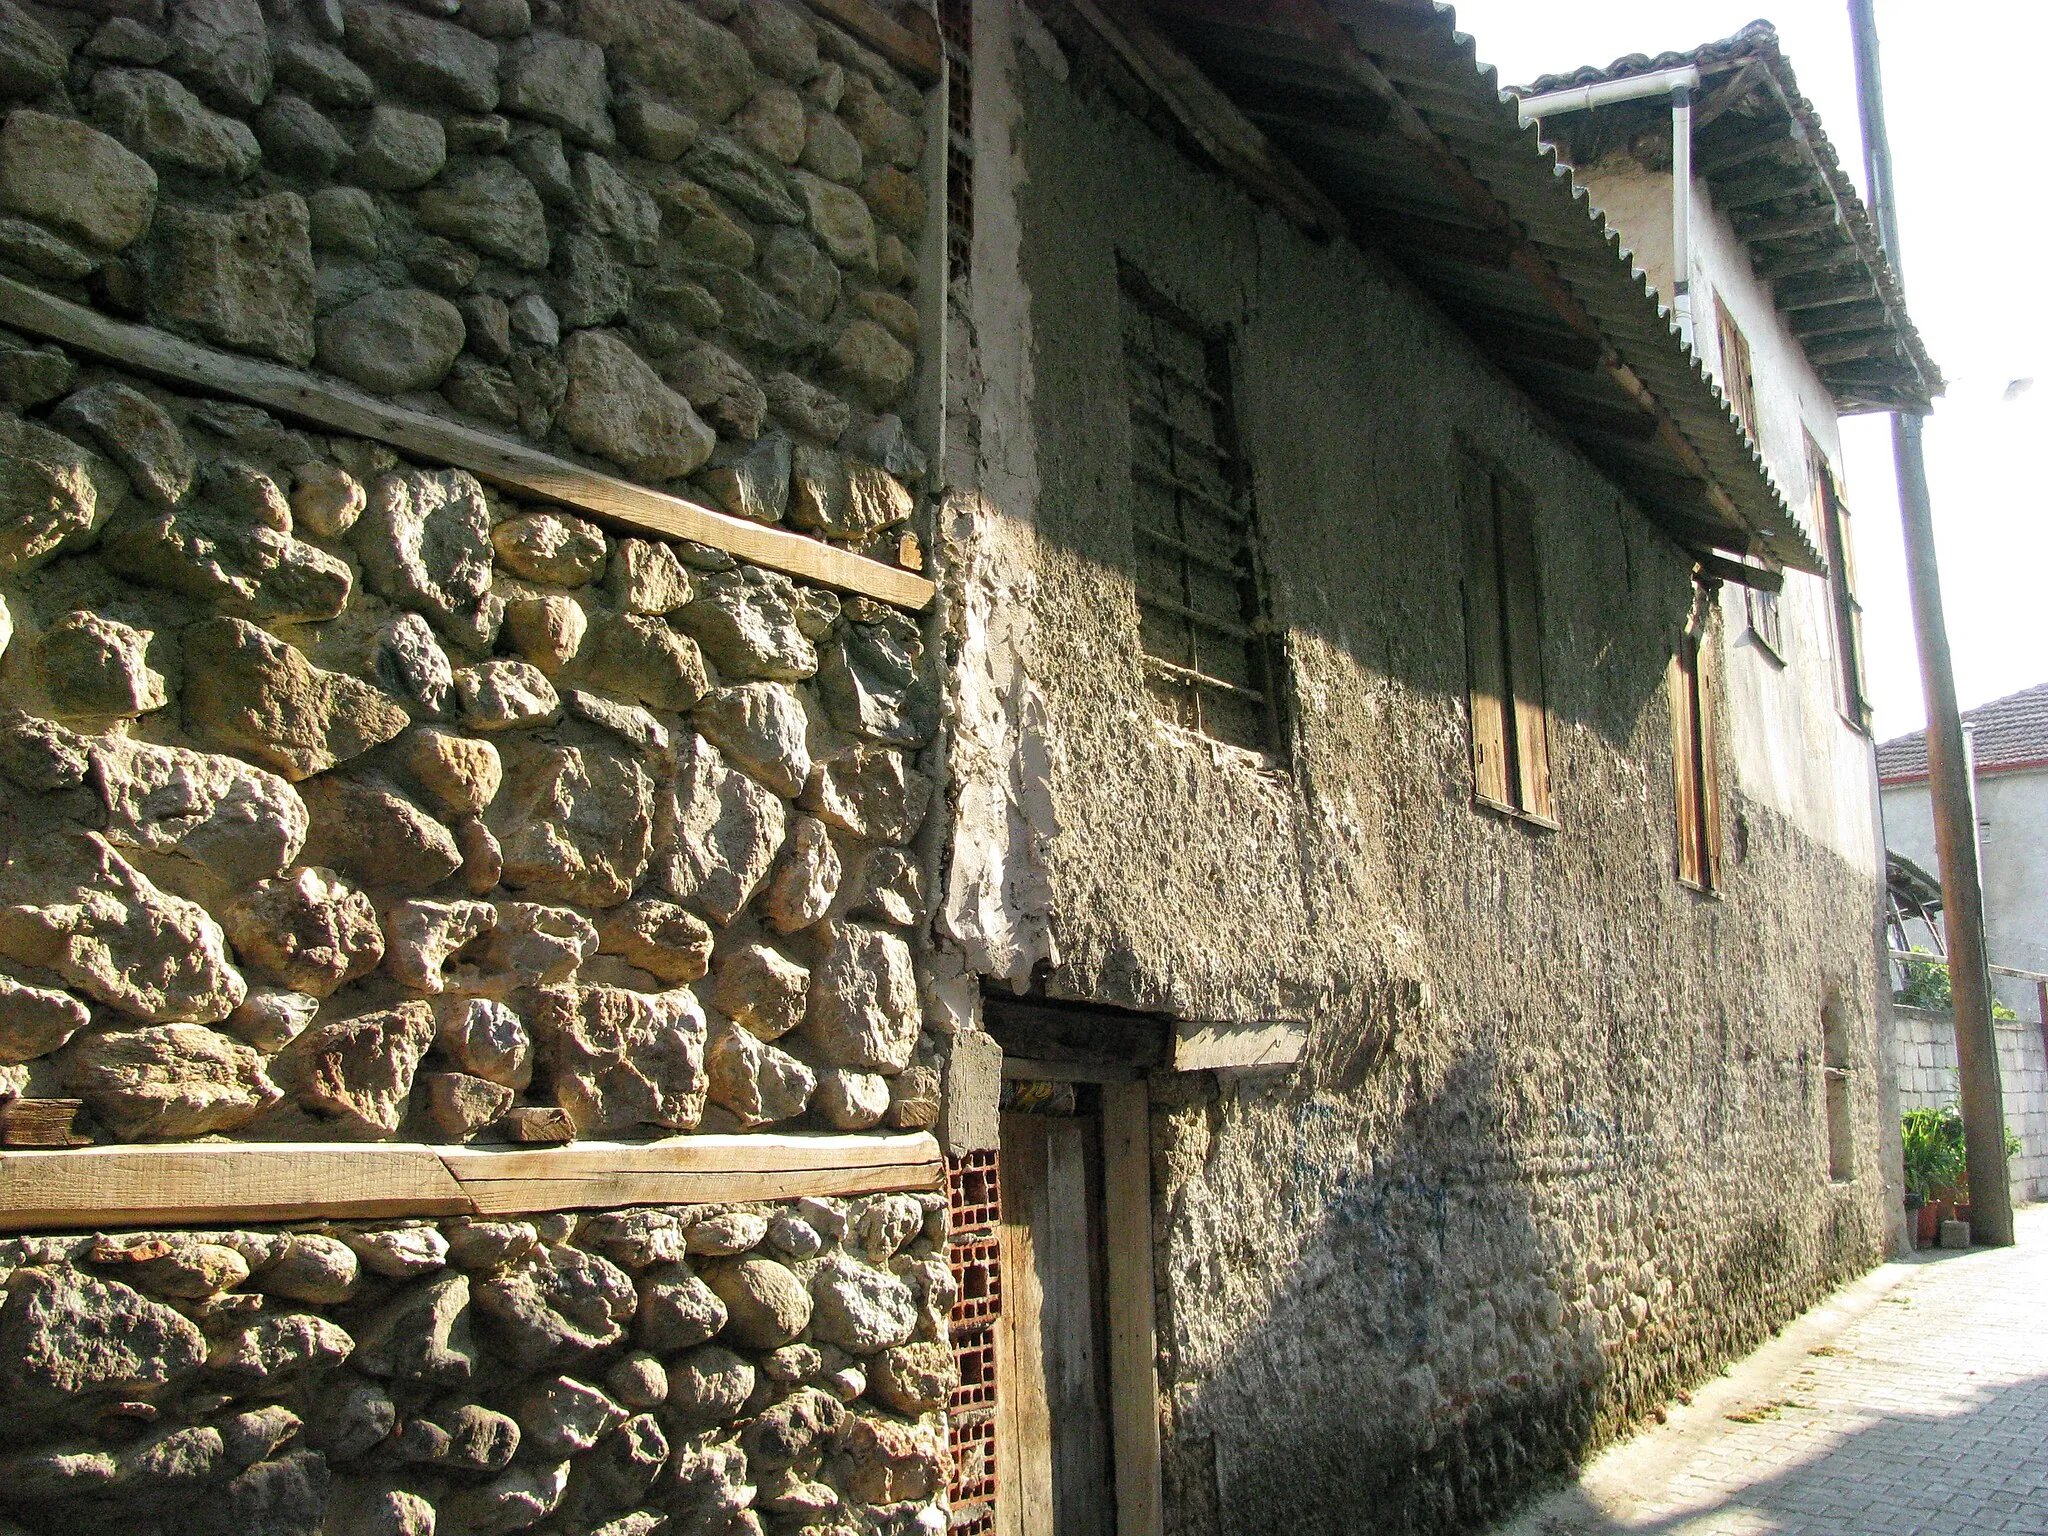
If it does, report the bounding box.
[1446,0,2048,742]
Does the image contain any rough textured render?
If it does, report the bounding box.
[932,5,1897,1533]
[0,0,949,1526]
[0,1194,956,1535]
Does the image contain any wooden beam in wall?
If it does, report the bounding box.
[1102,1081,1164,1536]
[797,0,941,83]
[1690,550,1784,593]
[0,1133,944,1232]
[1734,205,1845,242]
[0,278,937,613]
[1060,0,1349,241]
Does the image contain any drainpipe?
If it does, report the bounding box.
[1516,65,1702,347]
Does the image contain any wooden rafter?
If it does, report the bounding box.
[1062,0,1348,240]
[1241,0,1757,535]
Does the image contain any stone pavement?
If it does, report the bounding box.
[1491,1205,2048,1536]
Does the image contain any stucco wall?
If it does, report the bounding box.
[1884,768,2048,1022]
[1570,156,1881,877]
[941,6,1893,1533]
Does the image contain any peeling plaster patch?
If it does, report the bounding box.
[937,491,1059,990]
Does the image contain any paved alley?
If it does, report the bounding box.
[1492,1206,2048,1536]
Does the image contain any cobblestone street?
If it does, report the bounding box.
[1493,1206,2048,1536]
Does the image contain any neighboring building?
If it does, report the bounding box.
[1880,684,2048,1202]
[932,8,1934,1535]
[1880,681,2048,1019]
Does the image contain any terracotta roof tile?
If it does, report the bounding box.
[1877,682,2048,782]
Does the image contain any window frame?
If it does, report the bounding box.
[1458,451,1555,828]
[1714,294,1759,436]
[1744,567,1786,666]
[1807,431,1871,732]
[1670,589,1725,894]
[1116,261,1287,762]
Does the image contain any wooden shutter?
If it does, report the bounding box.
[1670,645,1704,886]
[1460,456,1511,807]
[1697,625,1724,889]
[1808,433,1870,728]
[1670,621,1723,890]
[1496,483,1553,822]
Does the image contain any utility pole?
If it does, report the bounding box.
[1848,0,2013,1246]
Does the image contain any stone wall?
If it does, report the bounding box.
[0,0,954,1527]
[1893,1004,2048,1202]
[0,0,943,1148]
[0,1192,955,1534]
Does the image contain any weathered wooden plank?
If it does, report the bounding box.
[0,1099,89,1148]
[1102,1081,1163,1536]
[0,1143,474,1231]
[440,1132,944,1213]
[798,0,941,82]
[1064,0,1347,241]
[0,277,936,612]
[0,1133,944,1231]
[1169,1020,1307,1072]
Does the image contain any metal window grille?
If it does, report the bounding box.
[941,0,973,284]
[1120,270,1278,754]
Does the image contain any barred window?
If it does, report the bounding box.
[1119,270,1279,755]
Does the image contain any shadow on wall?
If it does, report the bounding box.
[1156,1034,1877,1536]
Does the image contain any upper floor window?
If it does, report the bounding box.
[1715,295,1758,436]
[1807,432,1870,730]
[1745,568,1785,664]
[1670,590,1725,892]
[1458,454,1553,823]
[1119,267,1280,756]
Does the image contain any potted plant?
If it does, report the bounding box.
[1900,1104,2023,1245]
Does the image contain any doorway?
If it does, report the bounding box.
[995,1072,1162,1536]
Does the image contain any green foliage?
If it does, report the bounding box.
[1895,951,1951,1011]
[1901,1103,2025,1201]
[1894,951,2020,1019]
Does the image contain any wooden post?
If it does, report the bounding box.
[1101,1082,1162,1536]
[1849,0,2013,1245]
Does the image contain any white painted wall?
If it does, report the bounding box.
[1567,154,1880,874]
[1893,1004,2048,1202]
[1883,767,2048,1022]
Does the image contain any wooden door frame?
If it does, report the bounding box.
[999,1057,1164,1536]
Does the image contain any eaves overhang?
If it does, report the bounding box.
[1046,0,1822,575]
[1515,20,1942,418]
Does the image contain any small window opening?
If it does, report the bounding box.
[1119,266,1279,756]
[1823,996,1854,1183]
[1459,454,1553,822]
[1809,432,1870,730]
[1715,295,1758,435]
[1745,567,1785,664]
[941,0,972,284]
[1670,590,1724,891]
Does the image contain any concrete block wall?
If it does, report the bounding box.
[1892,1005,2048,1202]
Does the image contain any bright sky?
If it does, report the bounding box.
[1447,0,2048,740]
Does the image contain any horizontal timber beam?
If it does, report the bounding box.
[1063,0,1346,240]
[797,0,941,82]
[0,278,937,612]
[1691,550,1784,592]
[0,1133,943,1232]
[1735,205,1845,241]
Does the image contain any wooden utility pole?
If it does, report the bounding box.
[1848,0,2013,1245]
